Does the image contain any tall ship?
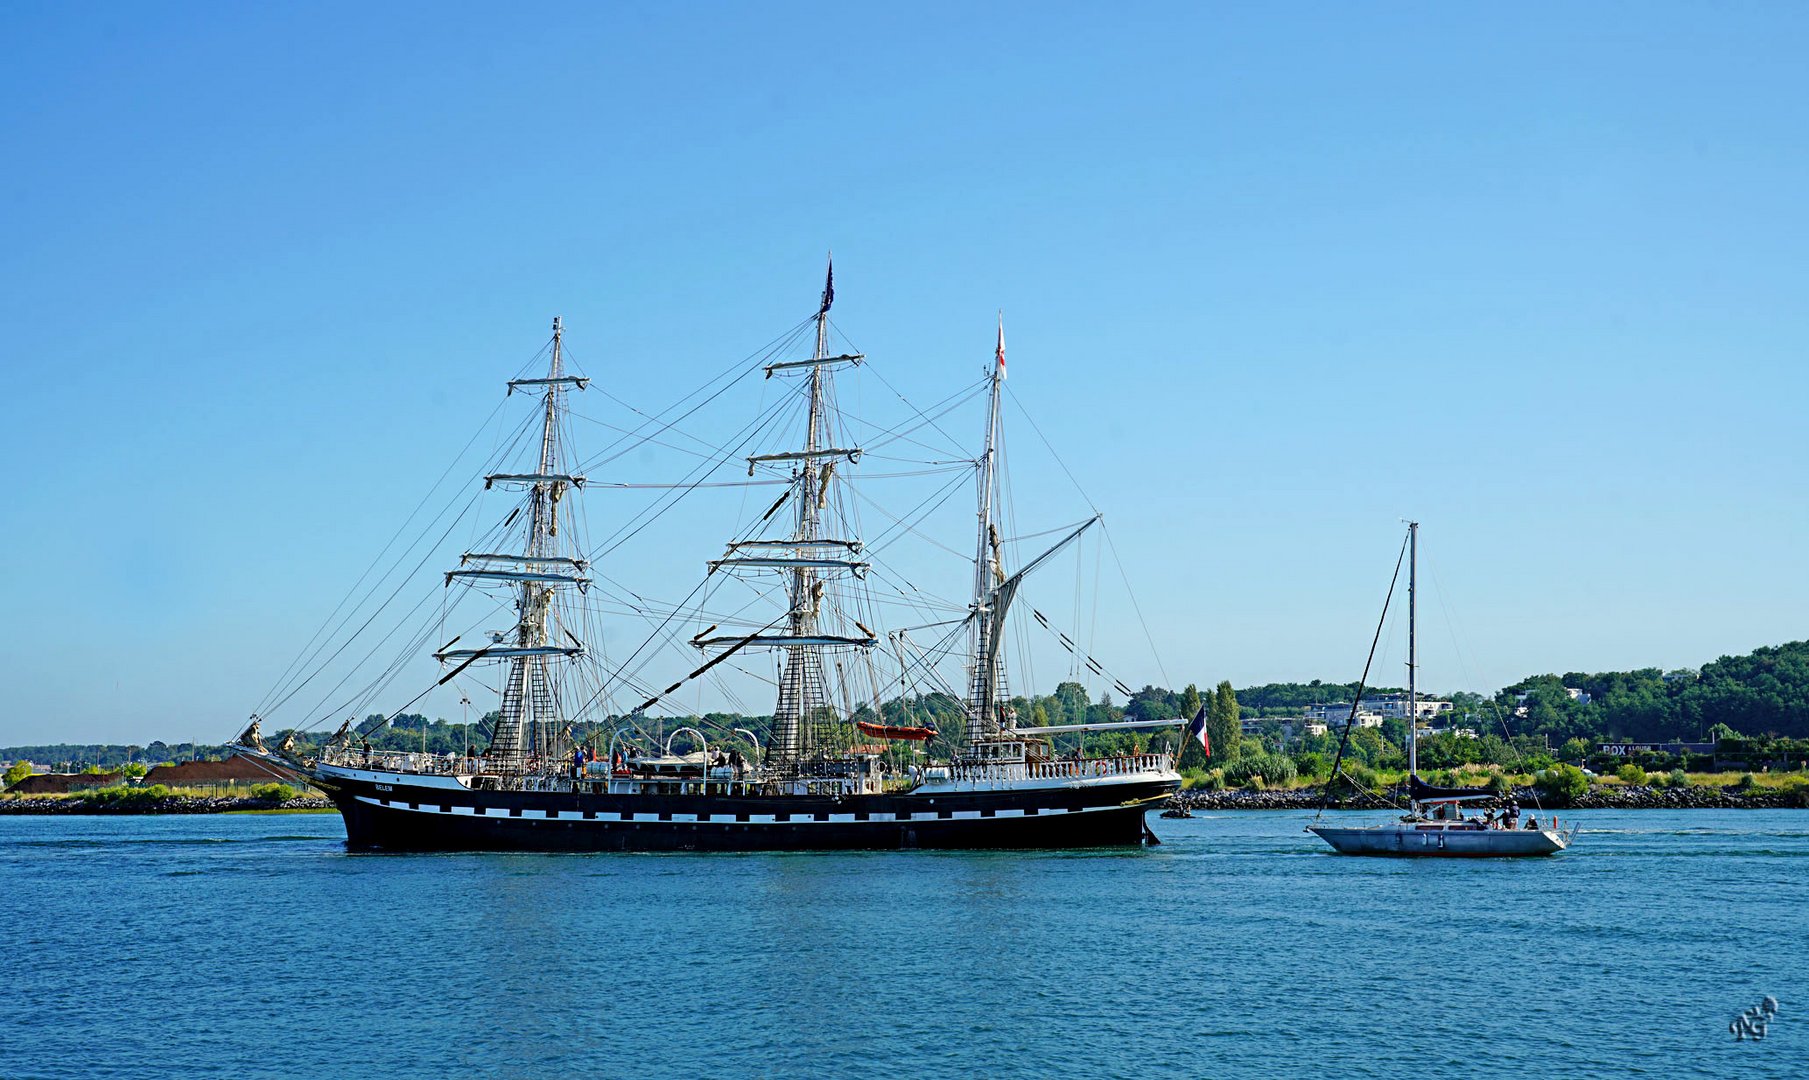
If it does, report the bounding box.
[236,268,1181,850]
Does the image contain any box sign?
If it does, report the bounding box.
[1597,742,1714,757]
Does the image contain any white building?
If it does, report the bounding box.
[1302,704,1386,730]
[1304,700,1419,727]
[1303,702,1355,724]
[1366,693,1453,720]
[1513,687,1591,709]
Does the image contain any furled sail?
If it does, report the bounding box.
[983,515,1100,674]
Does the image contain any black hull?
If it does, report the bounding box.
[319,774,1176,852]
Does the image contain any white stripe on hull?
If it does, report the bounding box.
[350,795,1128,824]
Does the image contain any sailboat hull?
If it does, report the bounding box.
[319,772,1177,852]
[1309,823,1570,857]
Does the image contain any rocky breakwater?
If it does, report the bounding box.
[1166,784,1806,811]
[1170,788,1332,811]
[1569,785,1803,809]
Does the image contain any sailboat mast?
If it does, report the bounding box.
[970,316,1006,737]
[1406,519,1418,779]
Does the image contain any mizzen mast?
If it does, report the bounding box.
[968,315,1009,741]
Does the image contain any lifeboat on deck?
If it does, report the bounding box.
[855,720,938,741]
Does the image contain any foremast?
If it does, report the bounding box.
[439,317,589,772]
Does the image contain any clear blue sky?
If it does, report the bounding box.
[3,2,1806,746]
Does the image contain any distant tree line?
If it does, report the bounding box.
[12,641,1809,772]
[1494,642,1809,743]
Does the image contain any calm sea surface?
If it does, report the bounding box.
[0,809,1801,1079]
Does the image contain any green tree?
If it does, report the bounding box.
[1053,681,1089,727]
[1534,764,1590,805]
[1125,685,1177,724]
[1225,750,1297,789]
[1207,681,1240,762]
[3,760,33,789]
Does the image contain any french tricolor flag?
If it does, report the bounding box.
[1186,705,1210,758]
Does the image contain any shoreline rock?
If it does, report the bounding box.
[0,796,335,815]
[1169,784,1804,811]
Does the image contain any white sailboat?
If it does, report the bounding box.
[1308,522,1577,857]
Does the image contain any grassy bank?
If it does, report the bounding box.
[0,782,335,814]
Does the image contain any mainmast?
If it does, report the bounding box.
[968,316,1008,740]
[1406,519,1418,781]
[773,274,835,765]
[697,259,874,770]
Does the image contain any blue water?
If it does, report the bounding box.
[0,809,1801,1079]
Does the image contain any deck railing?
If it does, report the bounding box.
[319,747,485,775]
[318,746,1173,792]
[952,753,1172,784]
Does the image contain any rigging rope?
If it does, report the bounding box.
[1314,532,1411,822]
